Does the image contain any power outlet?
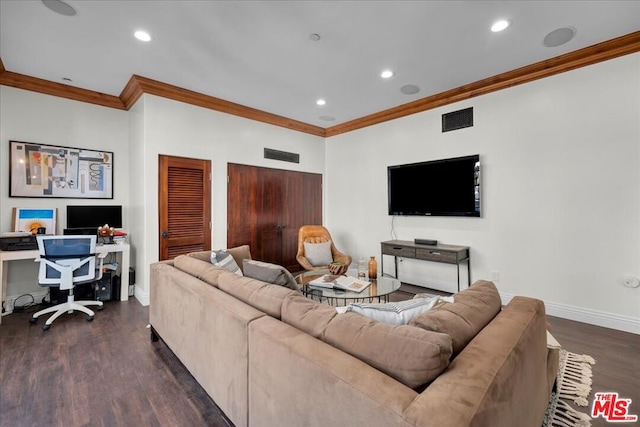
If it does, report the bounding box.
[491,271,500,282]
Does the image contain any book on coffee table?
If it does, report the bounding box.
[308,275,371,292]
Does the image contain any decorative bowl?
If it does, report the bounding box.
[328,262,348,275]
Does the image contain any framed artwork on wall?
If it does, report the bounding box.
[9,140,114,199]
[12,207,58,235]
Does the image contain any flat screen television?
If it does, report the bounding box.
[66,205,123,229]
[387,154,480,217]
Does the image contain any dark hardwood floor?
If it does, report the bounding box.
[1,289,638,427]
[0,299,231,427]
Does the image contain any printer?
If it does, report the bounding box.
[0,233,39,251]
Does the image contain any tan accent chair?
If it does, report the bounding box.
[296,225,352,271]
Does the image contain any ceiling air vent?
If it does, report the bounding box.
[264,148,300,164]
[442,107,473,132]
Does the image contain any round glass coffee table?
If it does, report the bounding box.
[295,269,401,306]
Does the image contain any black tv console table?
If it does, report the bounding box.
[380,240,471,292]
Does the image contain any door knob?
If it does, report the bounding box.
[161,231,171,238]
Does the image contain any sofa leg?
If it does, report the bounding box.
[150,325,159,342]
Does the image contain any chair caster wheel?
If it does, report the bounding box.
[29,317,38,324]
[42,324,51,331]
[87,316,94,322]
[97,305,104,311]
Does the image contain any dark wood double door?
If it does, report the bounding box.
[227,163,322,272]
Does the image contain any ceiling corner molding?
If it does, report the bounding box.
[120,75,145,109]
[129,75,326,137]
[325,30,640,137]
[0,70,126,110]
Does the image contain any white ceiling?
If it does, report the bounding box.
[1,1,639,127]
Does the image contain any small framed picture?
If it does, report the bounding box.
[12,207,58,235]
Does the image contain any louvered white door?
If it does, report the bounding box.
[159,155,211,260]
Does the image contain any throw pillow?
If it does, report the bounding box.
[242,259,300,291]
[211,250,243,276]
[335,296,443,326]
[303,240,333,266]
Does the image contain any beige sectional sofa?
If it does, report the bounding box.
[149,248,559,427]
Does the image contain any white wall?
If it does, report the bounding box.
[0,87,130,305]
[2,53,638,333]
[325,53,640,333]
[128,98,146,302]
[134,94,326,303]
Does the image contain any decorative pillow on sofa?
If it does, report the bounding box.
[303,240,333,266]
[211,250,243,276]
[335,296,444,326]
[409,280,502,356]
[242,259,300,291]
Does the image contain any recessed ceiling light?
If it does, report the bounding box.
[309,34,321,42]
[62,77,72,82]
[134,30,152,42]
[381,70,394,79]
[319,116,335,122]
[543,27,576,47]
[491,20,510,33]
[316,99,326,106]
[42,0,76,17]
[400,84,420,95]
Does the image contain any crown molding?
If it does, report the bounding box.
[325,30,640,137]
[0,69,126,110]
[121,75,326,137]
[1,31,638,138]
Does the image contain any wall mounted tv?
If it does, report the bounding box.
[66,205,123,229]
[387,154,480,217]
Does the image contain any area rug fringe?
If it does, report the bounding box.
[542,350,596,427]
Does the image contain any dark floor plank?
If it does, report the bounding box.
[0,300,232,427]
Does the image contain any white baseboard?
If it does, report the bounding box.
[500,292,640,335]
[134,286,149,306]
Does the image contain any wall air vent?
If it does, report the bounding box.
[442,107,473,132]
[264,148,300,164]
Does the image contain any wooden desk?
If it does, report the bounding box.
[380,240,470,292]
[0,243,130,324]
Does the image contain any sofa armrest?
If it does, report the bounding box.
[404,297,550,427]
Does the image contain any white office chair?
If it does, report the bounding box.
[30,235,107,330]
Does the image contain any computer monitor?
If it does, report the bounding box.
[66,205,122,229]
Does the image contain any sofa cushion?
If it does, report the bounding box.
[335,296,443,326]
[303,241,333,266]
[173,255,226,288]
[323,312,452,389]
[409,280,501,356]
[281,295,339,338]
[242,259,299,291]
[218,273,301,319]
[212,250,243,275]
